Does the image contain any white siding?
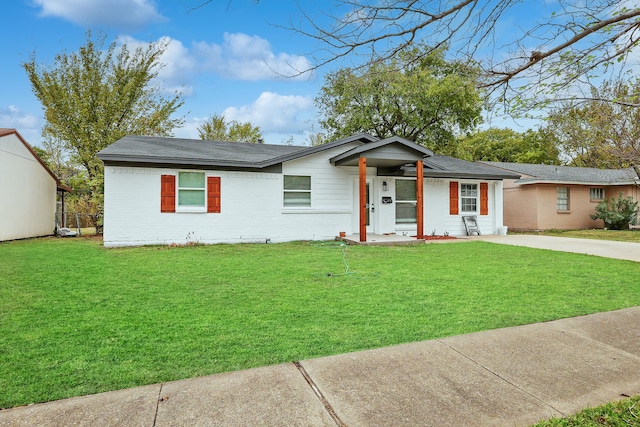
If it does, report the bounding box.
[438,179,502,236]
[103,143,507,246]
[103,144,361,247]
[379,178,503,237]
[0,133,57,241]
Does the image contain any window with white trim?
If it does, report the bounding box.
[283,175,311,207]
[178,171,205,210]
[395,179,416,224]
[460,183,478,212]
[557,187,569,211]
[590,188,605,201]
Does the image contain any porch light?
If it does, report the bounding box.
[382,181,389,191]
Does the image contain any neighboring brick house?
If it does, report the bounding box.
[480,162,640,231]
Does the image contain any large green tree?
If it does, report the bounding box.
[316,45,482,155]
[197,114,263,143]
[456,128,560,164]
[544,78,640,169]
[23,31,184,205]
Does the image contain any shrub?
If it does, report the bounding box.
[590,192,639,230]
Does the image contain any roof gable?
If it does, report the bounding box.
[0,128,71,192]
[330,136,433,167]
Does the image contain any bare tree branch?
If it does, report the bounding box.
[189,1,640,112]
[481,7,640,87]
[284,0,640,111]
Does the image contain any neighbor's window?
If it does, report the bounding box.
[178,171,205,208]
[590,188,605,201]
[395,179,416,224]
[460,183,478,212]
[557,187,570,211]
[284,175,311,207]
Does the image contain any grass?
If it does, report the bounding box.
[522,229,640,243]
[2,237,640,409]
[531,395,640,426]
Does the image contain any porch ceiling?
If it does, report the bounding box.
[334,157,419,167]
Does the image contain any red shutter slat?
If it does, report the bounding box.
[449,181,459,215]
[480,182,489,215]
[207,176,221,213]
[161,175,176,213]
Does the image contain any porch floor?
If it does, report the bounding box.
[340,234,425,246]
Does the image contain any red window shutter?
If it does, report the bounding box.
[207,176,221,213]
[449,181,459,215]
[480,182,489,215]
[160,175,176,213]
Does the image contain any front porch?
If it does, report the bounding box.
[329,136,433,243]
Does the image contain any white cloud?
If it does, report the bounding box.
[118,32,313,97]
[173,118,202,140]
[117,35,196,96]
[0,105,42,143]
[194,33,314,81]
[173,92,317,145]
[32,0,165,30]
[0,105,39,129]
[222,92,315,133]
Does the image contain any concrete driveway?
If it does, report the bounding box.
[475,234,640,262]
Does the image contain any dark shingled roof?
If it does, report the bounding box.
[425,156,520,179]
[97,133,381,169]
[96,134,520,179]
[97,135,307,168]
[479,161,639,185]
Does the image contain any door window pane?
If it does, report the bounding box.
[396,180,417,224]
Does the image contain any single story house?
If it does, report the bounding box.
[97,133,519,247]
[0,128,71,241]
[480,161,640,231]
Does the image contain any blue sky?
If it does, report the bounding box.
[1,0,341,146]
[3,0,629,148]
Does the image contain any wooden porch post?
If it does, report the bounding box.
[416,160,424,239]
[359,157,367,242]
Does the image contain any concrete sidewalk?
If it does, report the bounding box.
[474,234,640,262]
[1,307,639,427]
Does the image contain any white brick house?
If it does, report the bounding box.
[97,133,518,247]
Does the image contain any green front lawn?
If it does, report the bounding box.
[1,237,640,409]
[531,395,640,426]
